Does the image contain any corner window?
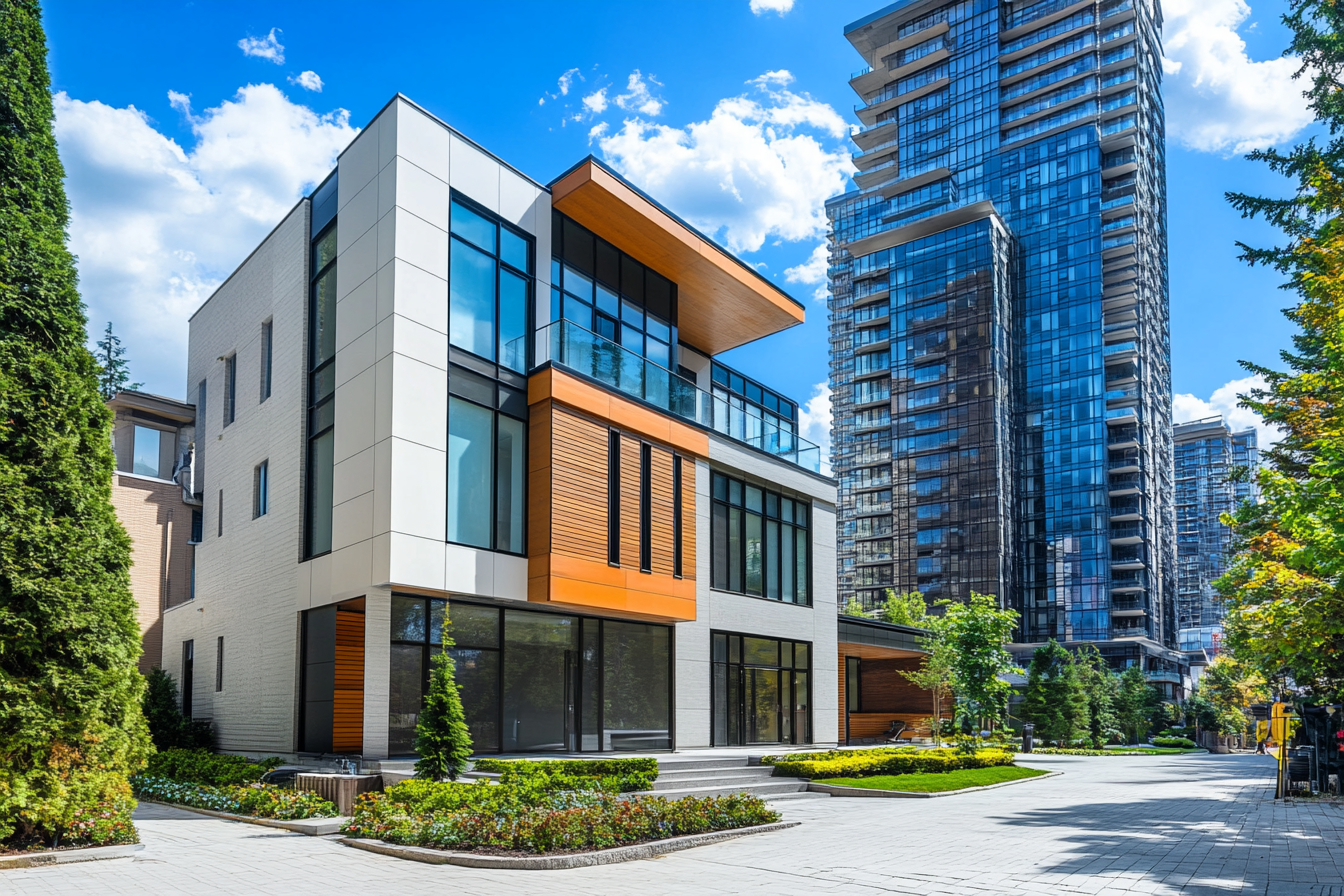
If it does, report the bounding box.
[448,196,533,373]
[132,425,162,478]
[711,472,810,605]
[254,460,269,518]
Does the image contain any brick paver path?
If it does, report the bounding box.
[6,752,1342,895]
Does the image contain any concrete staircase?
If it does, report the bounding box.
[636,756,820,801]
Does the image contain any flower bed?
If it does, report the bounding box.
[342,777,777,854]
[132,776,338,820]
[764,747,1015,780]
[471,757,658,792]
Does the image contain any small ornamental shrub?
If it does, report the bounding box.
[132,776,338,820]
[472,757,658,792]
[142,749,281,786]
[764,747,1015,780]
[1152,736,1197,748]
[343,788,777,854]
[61,799,138,847]
[142,669,215,751]
[414,650,472,782]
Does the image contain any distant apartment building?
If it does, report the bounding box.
[1173,416,1258,654]
[107,390,199,672]
[156,95,843,758]
[827,0,1182,693]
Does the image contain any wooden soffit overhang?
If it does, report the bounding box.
[550,158,805,355]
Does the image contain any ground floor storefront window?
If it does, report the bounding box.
[388,596,672,755]
[712,631,811,746]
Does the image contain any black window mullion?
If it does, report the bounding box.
[640,443,651,573]
[673,457,683,578]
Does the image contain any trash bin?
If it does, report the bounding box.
[1022,723,1034,753]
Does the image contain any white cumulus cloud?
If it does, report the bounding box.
[750,0,795,15]
[596,71,853,253]
[1172,374,1281,450]
[56,84,357,395]
[1162,0,1313,153]
[290,70,323,92]
[237,28,284,64]
[785,241,829,302]
[796,382,833,476]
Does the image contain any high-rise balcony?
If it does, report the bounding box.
[536,319,822,472]
[1105,406,1138,425]
[1103,341,1138,362]
[1109,522,1145,544]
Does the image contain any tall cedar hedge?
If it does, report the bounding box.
[0,1,150,845]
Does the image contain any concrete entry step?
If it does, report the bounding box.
[651,774,777,791]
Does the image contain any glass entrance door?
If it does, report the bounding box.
[712,631,811,746]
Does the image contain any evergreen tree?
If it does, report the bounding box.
[880,589,928,627]
[1019,640,1087,747]
[1114,665,1160,745]
[1214,0,1344,702]
[1074,643,1119,748]
[0,2,150,847]
[142,668,214,751]
[94,321,142,400]
[414,649,473,781]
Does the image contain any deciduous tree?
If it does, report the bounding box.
[880,590,928,627]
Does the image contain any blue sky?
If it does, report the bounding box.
[44,0,1310,448]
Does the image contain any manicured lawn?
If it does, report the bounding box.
[816,765,1049,793]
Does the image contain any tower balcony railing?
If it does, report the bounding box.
[536,319,822,473]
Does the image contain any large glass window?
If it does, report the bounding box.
[449,196,533,372]
[305,198,337,558]
[446,372,527,554]
[132,425,162,478]
[712,631,810,746]
[550,211,677,368]
[391,600,673,755]
[711,472,810,604]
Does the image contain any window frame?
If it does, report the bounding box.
[223,353,237,427]
[445,384,528,556]
[254,459,269,519]
[710,471,812,606]
[215,636,224,692]
[304,219,338,559]
[447,191,535,372]
[260,318,273,403]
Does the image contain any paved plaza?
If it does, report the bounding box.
[6,752,1342,896]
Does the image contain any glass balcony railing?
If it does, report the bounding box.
[536,319,822,473]
[1103,341,1138,356]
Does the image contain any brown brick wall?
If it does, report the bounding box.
[111,473,195,672]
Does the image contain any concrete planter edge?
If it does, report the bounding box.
[0,842,143,870]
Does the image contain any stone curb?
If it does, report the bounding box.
[140,800,348,835]
[340,821,801,869]
[808,769,1063,799]
[0,843,143,870]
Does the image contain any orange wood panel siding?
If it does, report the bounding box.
[838,644,949,744]
[619,435,642,568]
[333,610,365,753]
[679,456,696,581]
[650,449,675,576]
[550,407,609,563]
[528,367,709,457]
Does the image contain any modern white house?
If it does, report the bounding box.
[159,95,839,759]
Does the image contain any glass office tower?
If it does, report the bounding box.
[829,0,1175,655]
[1172,418,1258,654]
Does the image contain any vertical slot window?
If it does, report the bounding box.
[260,319,273,402]
[217,489,224,537]
[215,636,224,691]
[306,218,338,557]
[608,431,621,565]
[254,460,269,518]
[673,456,684,577]
[640,443,652,573]
[181,641,194,717]
[223,354,236,426]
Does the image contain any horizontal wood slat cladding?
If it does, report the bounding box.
[333,611,364,753]
[847,712,937,739]
[680,457,696,581]
[650,449,675,576]
[859,657,936,714]
[528,367,709,457]
[619,435,641,568]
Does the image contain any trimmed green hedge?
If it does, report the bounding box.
[142,749,281,786]
[471,757,658,792]
[1152,736,1197,749]
[765,748,1014,780]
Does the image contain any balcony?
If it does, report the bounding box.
[1109,523,1144,544]
[1105,407,1138,425]
[1146,669,1182,685]
[537,319,822,472]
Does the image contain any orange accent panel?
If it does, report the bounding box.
[528,367,709,458]
[650,449,675,576]
[547,554,695,621]
[551,159,805,355]
[333,610,364,753]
